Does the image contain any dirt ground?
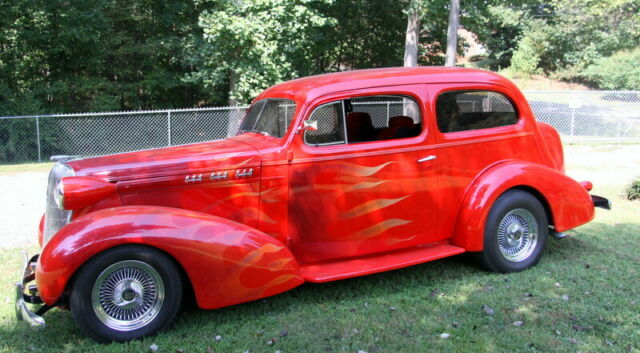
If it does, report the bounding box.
[1,144,638,249]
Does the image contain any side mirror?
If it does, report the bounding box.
[301,120,318,131]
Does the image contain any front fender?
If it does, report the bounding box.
[451,161,594,251]
[36,206,304,309]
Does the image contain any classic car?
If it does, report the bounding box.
[16,67,610,342]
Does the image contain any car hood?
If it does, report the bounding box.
[67,137,261,182]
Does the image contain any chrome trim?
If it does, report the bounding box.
[235,168,253,178]
[184,174,203,184]
[50,155,80,162]
[417,155,437,163]
[210,171,228,181]
[43,163,74,246]
[15,251,45,329]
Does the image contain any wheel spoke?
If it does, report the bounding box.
[91,260,165,332]
[496,208,539,262]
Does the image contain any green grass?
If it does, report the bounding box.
[1,145,639,352]
[0,162,53,175]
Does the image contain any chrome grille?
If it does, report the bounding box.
[43,163,74,246]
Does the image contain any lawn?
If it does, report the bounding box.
[0,144,638,353]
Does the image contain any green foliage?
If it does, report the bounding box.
[583,48,640,90]
[190,0,334,104]
[0,0,213,114]
[510,34,541,76]
[507,0,640,77]
[626,177,640,201]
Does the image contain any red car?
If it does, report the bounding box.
[16,67,610,342]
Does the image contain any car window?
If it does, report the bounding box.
[304,95,421,146]
[436,90,518,133]
[304,101,346,146]
[239,99,295,137]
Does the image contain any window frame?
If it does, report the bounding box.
[434,89,521,134]
[302,92,425,148]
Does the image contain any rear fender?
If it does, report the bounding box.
[451,161,594,251]
[36,206,304,309]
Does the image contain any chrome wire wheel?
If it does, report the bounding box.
[496,208,539,262]
[91,260,165,332]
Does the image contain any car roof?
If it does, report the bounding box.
[255,66,517,103]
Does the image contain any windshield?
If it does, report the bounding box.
[238,99,296,138]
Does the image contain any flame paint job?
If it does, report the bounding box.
[60,176,117,210]
[36,206,303,307]
[34,67,603,310]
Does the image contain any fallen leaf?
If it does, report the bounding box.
[555,330,562,336]
[573,324,586,332]
[513,321,524,327]
[555,282,561,287]
[482,305,495,315]
[440,333,450,339]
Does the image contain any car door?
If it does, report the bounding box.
[287,85,440,264]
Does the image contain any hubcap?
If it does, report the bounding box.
[497,208,538,262]
[91,260,164,331]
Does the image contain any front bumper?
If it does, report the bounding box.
[15,252,46,329]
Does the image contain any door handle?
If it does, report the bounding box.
[417,155,436,163]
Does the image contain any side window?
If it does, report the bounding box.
[304,95,422,146]
[304,101,346,146]
[436,90,518,133]
[348,95,421,142]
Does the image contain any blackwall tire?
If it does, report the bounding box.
[475,190,548,273]
[69,245,182,343]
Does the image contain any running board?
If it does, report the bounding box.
[300,243,465,283]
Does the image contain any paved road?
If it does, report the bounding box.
[0,171,47,249]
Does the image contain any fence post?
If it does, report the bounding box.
[167,111,172,146]
[386,102,390,121]
[35,116,42,162]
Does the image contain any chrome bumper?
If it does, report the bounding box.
[15,251,45,329]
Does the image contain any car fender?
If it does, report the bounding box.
[36,206,304,309]
[451,160,594,251]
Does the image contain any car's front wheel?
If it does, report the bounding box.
[475,190,548,273]
[69,245,182,342]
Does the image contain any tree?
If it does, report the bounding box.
[444,0,460,66]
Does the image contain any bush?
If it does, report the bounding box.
[626,177,640,201]
[509,36,541,76]
[583,49,640,90]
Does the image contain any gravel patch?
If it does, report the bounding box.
[0,171,47,249]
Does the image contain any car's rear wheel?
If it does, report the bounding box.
[70,245,182,342]
[475,190,548,273]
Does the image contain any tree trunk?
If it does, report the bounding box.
[444,0,460,67]
[404,8,420,67]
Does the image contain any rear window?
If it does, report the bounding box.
[436,91,518,133]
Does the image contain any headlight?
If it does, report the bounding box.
[53,180,65,209]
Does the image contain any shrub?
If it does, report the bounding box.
[583,49,640,90]
[626,177,640,201]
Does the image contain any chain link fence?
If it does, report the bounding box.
[1,90,639,164]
